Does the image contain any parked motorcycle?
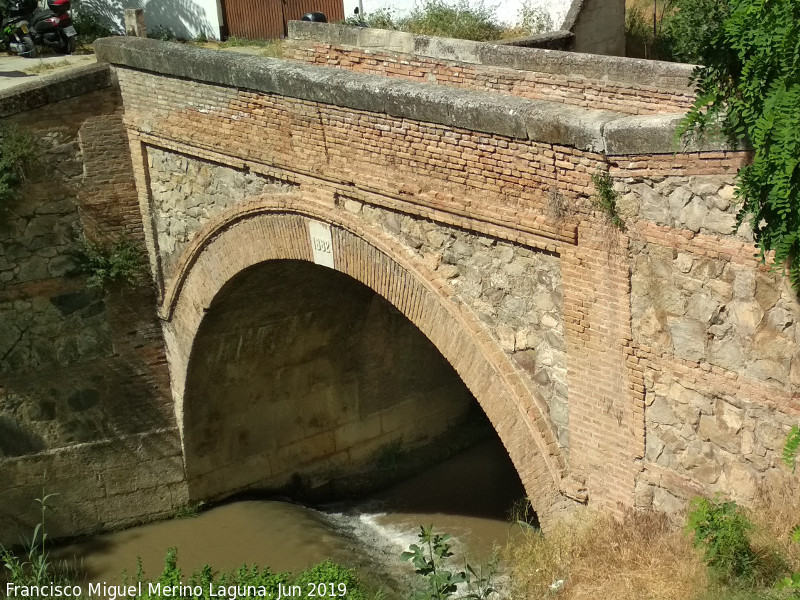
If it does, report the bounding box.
[2,0,77,57]
[2,0,39,57]
[30,0,77,54]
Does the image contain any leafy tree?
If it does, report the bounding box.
[659,0,729,63]
[679,0,800,294]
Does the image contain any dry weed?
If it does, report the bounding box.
[749,484,800,574]
[505,510,708,600]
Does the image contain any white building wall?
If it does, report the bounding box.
[77,0,222,39]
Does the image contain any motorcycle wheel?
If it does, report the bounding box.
[54,32,77,55]
[20,35,38,58]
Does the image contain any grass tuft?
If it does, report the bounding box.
[504,510,708,600]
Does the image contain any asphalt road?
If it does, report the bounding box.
[0,52,96,92]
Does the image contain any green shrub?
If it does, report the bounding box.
[625,4,663,60]
[341,0,553,42]
[625,0,728,62]
[0,124,36,217]
[294,560,366,599]
[591,171,624,229]
[514,1,553,35]
[659,0,729,63]
[687,496,757,582]
[130,550,370,600]
[74,236,147,291]
[342,8,398,29]
[398,0,502,42]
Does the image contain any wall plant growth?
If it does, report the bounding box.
[0,123,36,219]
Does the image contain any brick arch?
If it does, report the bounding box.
[161,195,574,528]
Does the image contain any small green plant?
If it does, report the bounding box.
[173,501,206,519]
[74,236,147,290]
[401,526,498,600]
[1,491,66,588]
[591,171,624,229]
[507,497,538,531]
[402,526,467,599]
[149,25,178,42]
[342,8,398,29]
[687,496,757,582]
[784,426,800,472]
[0,123,37,217]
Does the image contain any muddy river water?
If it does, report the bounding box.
[53,440,527,593]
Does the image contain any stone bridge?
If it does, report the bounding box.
[1,26,798,540]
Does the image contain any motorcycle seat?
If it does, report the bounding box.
[30,8,54,26]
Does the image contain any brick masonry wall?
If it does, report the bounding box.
[3,34,789,537]
[283,43,695,116]
[113,64,646,524]
[0,87,185,545]
[111,59,799,520]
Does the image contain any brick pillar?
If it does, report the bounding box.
[562,219,641,512]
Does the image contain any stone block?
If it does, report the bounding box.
[648,395,679,426]
[680,441,721,484]
[652,486,686,514]
[698,415,740,455]
[666,316,706,362]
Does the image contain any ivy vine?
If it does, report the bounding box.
[678,0,800,293]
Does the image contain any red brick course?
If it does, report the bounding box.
[286,42,696,116]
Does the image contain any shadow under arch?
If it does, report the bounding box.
[160,196,574,529]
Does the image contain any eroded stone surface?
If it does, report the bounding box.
[632,242,799,386]
[355,201,568,448]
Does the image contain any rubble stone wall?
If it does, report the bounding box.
[0,70,185,546]
[610,157,800,511]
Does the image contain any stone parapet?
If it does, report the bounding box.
[0,62,112,118]
[287,21,692,89]
[94,37,724,155]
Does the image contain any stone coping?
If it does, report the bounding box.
[94,37,729,154]
[0,62,112,118]
[287,21,696,92]
[495,30,575,50]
